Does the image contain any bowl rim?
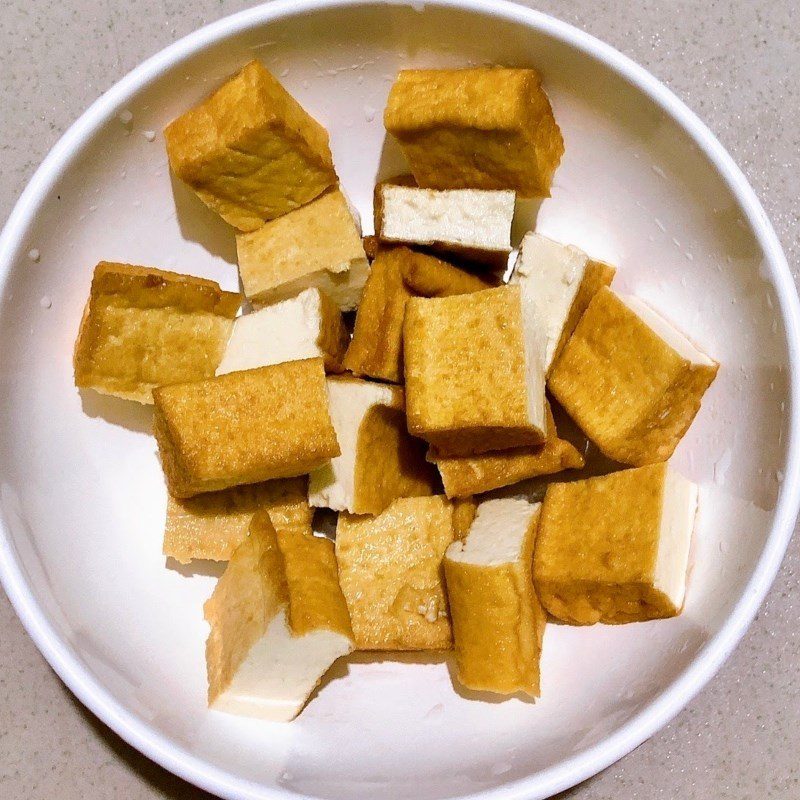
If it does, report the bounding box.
[0,0,798,798]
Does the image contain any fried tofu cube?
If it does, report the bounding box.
[276,526,353,640]
[549,287,718,465]
[534,463,698,624]
[335,496,462,650]
[445,498,546,696]
[384,68,564,197]
[375,184,514,268]
[73,262,239,403]
[404,285,546,456]
[205,511,353,720]
[451,496,479,541]
[153,358,340,498]
[165,60,337,231]
[236,188,369,311]
[162,477,311,563]
[215,288,348,376]
[510,233,616,375]
[308,377,437,515]
[429,402,585,498]
[343,247,494,383]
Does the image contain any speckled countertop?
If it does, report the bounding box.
[1,1,798,798]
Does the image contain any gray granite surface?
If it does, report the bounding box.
[0,1,797,798]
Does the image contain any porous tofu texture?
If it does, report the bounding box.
[335,496,460,650]
[163,476,311,563]
[73,262,239,403]
[215,288,348,376]
[236,188,369,311]
[375,184,514,267]
[276,526,353,639]
[445,498,546,696]
[384,68,564,197]
[548,287,718,465]
[429,402,585,498]
[205,512,353,720]
[403,285,547,456]
[165,60,337,231]
[308,378,437,515]
[510,233,616,375]
[534,463,698,624]
[153,358,340,498]
[343,246,495,383]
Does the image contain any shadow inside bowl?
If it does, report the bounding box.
[79,389,154,434]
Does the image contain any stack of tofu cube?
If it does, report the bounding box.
[72,60,718,717]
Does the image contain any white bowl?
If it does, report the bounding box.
[0,1,798,798]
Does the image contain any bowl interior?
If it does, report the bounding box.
[0,3,791,799]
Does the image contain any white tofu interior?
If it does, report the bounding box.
[447,498,541,566]
[511,233,590,373]
[652,466,698,610]
[308,379,398,512]
[216,288,325,376]
[621,295,714,366]
[211,609,353,721]
[379,186,515,253]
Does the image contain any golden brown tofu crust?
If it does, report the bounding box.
[276,528,353,639]
[335,496,459,650]
[153,358,340,498]
[384,68,564,197]
[548,287,718,465]
[444,506,546,696]
[162,477,311,563]
[236,188,367,308]
[342,249,413,383]
[429,403,585,497]
[165,60,337,231]
[73,261,239,404]
[450,497,478,541]
[203,511,287,703]
[550,259,616,376]
[534,463,682,624]
[315,289,350,373]
[403,285,546,455]
[352,401,439,514]
[343,245,497,383]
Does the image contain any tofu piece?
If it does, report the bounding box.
[510,233,616,375]
[205,511,353,720]
[400,248,498,298]
[165,60,337,231]
[343,247,494,383]
[153,358,340,498]
[308,377,437,515]
[534,463,698,624]
[548,287,719,465]
[335,496,461,650]
[403,285,546,456]
[73,262,239,403]
[276,527,353,639]
[384,68,563,197]
[451,497,479,541]
[163,477,311,563]
[375,184,514,268]
[444,498,546,696]
[362,234,381,261]
[215,288,348,376]
[429,402,585,498]
[236,188,369,311]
